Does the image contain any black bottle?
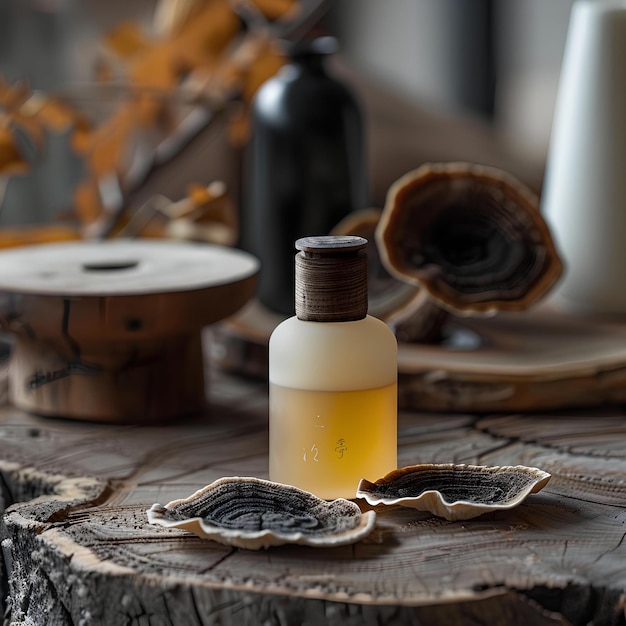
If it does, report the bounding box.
[245,36,367,316]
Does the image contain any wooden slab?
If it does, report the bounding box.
[0,359,625,625]
[397,307,626,412]
[213,300,626,412]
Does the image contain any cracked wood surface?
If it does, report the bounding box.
[0,356,625,625]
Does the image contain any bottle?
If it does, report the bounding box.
[542,0,626,314]
[245,36,367,316]
[268,236,397,500]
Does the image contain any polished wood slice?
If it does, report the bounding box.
[0,240,259,423]
[397,307,626,412]
[214,301,626,412]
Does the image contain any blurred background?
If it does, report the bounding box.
[330,0,573,162]
[0,0,574,229]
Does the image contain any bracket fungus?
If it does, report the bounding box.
[331,208,446,342]
[376,163,563,316]
[357,463,551,521]
[147,477,376,549]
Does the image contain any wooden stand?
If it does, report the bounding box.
[0,240,258,423]
[9,331,205,423]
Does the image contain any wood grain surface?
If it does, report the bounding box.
[0,337,625,625]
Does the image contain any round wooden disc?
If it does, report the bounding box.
[396,307,626,411]
[213,301,626,412]
[0,240,259,296]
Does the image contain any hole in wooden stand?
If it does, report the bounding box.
[82,261,139,272]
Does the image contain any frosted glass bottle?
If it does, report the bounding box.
[269,236,397,500]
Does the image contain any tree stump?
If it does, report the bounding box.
[0,343,625,626]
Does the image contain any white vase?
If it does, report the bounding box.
[542,0,626,315]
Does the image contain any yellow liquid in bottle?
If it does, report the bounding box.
[269,382,397,500]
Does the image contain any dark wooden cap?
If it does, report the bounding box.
[295,236,368,322]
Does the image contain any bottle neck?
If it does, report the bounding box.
[282,36,337,76]
[290,54,327,75]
